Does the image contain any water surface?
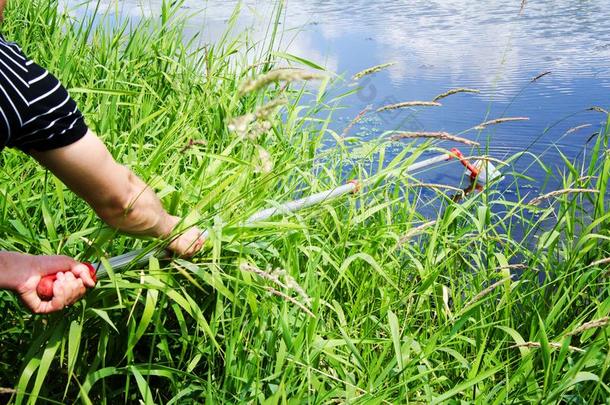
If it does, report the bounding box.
[63,0,610,193]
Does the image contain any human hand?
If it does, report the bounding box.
[0,253,96,314]
[165,216,206,257]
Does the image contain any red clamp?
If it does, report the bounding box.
[450,148,480,180]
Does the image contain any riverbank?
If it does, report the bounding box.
[0,1,609,403]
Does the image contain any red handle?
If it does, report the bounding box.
[450,148,480,180]
[36,263,97,301]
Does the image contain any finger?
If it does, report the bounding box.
[184,239,200,257]
[19,288,44,314]
[73,278,86,300]
[185,229,205,255]
[195,235,206,250]
[19,273,69,314]
[167,227,205,257]
[66,278,86,306]
[63,271,76,282]
[50,274,68,312]
[71,263,95,288]
[36,255,79,275]
[59,271,84,301]
[35,300,59,314]
[168,238,190,257]
[190,239,204,256]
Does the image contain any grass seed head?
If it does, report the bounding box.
[390,131,480,146]
[254,97,288,120]
[511,341,585,353]
[266,287,314,317]
[255,146,274,174]
[239,69,326,96]
[565,124,592,135]
[432,88,480,102]
[464,276,514,309]
[240,262,312,308]
[342,105,372,137]
[591,257,610,268]
[474,117,529,130]
[377,101,441,113]
[568,317,610,336]
[249,120,273,140]
[275,269,312,306]
[397,221,436,246]
[240,262,284,287]
[228,113,256,138]
[529,188,599,206]
[228,98,285,140]
[352,62,396,81]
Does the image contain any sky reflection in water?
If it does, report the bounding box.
[63,0,610,196]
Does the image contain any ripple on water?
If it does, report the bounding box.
[62,0,610,191]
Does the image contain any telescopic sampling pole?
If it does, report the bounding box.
[37,148,492,300]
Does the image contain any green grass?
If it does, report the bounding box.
[1,0,610,403]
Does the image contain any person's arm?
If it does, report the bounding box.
[29,130,204,256]
[0,252,96,313]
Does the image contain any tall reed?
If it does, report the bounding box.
[0,1,609,404]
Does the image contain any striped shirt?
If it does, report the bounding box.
[0,35,87,152]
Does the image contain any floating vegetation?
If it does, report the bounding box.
[239,68,326,95]
[352,62,396,81]
[377,101,441,112]
[520,0,528,15]
[432,88,480,102]
[531,71,551,82]
[390,131,480,146]
[474,116,530,130]
[529,188,599,206]
[588,106,609,114]
[341,105,372,137]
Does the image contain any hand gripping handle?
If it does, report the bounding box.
[36,263,97,301]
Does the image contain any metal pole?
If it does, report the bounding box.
[94,152,454,277]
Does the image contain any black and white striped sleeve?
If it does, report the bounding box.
[0,36,88,152]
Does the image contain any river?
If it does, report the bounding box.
[63,0,610,194]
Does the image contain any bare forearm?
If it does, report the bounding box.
[32,131,205,256]
[31,132,174,238]
[0,252,29,290]
[96,167,177,237]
